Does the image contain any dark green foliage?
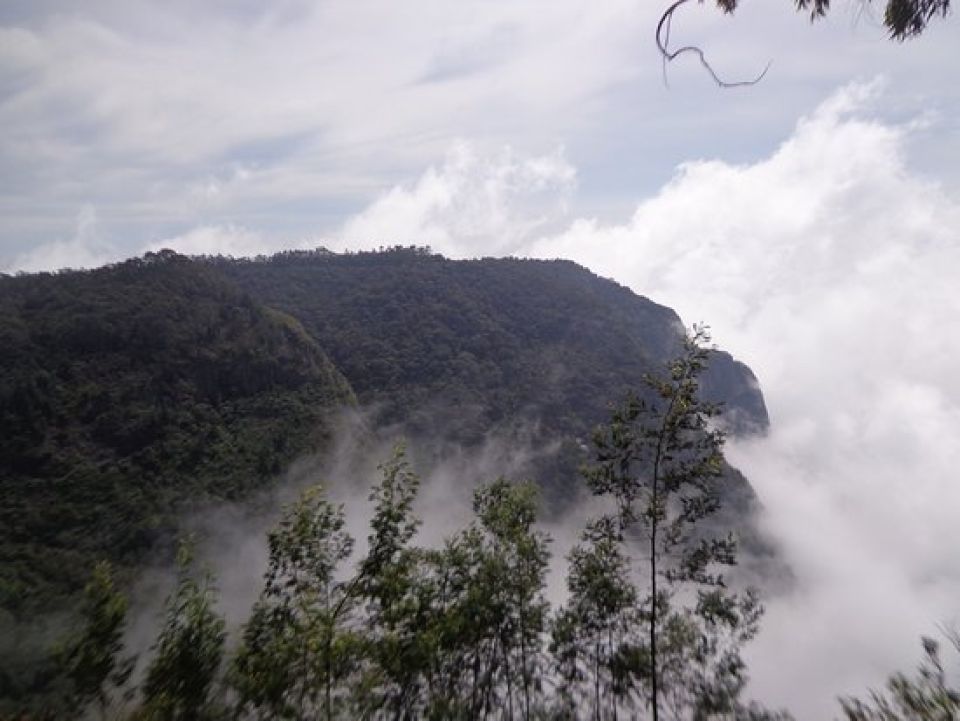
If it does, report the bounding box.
[0,251,354,614]
[232,487,358,721]
[229,449,551,721]
[1,249,771,715]
[1,247,766,625]
[209,248,767,523]
[138,541,226,721]
[212,248,767,447]
[840,634,960,720]
[55,561,134,720]
[715,0,950,39]
[882,0,951,38]
[550,516,639,719]
[1,247,765,619]
[353,446,427,718]
[0,251,354,713]
[373,478,551,721]
[467,479,551,721]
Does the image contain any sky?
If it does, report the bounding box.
[3,1,960,718]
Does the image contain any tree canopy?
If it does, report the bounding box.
[719,0,950,40]
[659,0,951,87]
[16,341,788,719]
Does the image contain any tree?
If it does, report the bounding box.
[231,486,358,721]
[722,0,951,40]
[472,479,551,721]
[550,516,639,721]
[582,326,783,720]
[138,540,226,721]
[233,447,426,721]
[415,479,551,720]
[353,445,429,718]
[56,561,134,721]
[658,0,951,87]
[840,634,960,720]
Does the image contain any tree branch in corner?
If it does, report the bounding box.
[656,0,770,88]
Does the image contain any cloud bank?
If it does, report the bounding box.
[327,82,960,718]
[6,205,116,273]
[339,143,576,257]
[564,84,960,718]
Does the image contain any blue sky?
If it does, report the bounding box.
[3,2,960,718]
[1,0,957,269]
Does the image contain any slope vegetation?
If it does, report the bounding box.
[214,247,767,442]
[0,250,355,614]
[1,246,769,606]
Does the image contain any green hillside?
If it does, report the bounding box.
[1,246,769,615]
[0,247,774,713]
[213,247,767,441]
[0,250,355,615]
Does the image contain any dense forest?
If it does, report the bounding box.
[0,250,355,612]
[2,248,776,716]
[211,247,768,443]
[5,322,944,721]
[9,329,796,721]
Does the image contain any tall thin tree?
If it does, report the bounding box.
[584,326,743,720]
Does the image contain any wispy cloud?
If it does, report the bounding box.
[5,204,119,272]
[339,142,575,257]
[2,1,957,266]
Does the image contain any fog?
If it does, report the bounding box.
[123,407,602,665]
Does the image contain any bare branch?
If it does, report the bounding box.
[656,0,771,88]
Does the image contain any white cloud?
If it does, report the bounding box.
[328,81,960,717]
[3,205,119,272]
[339,142,575,257]
[144,225,279,259]
[514,82,960,718]
[2,1,957,260]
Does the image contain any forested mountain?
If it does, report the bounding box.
[2,246,769,610]
[212,247,768,443]
[1,247,771,712]
[0,250,355,616]
[212,247,767,524]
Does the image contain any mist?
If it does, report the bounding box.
[121,405,596,662]
[119,389,781,716]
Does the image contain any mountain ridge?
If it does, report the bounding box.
[211,247,767,439]
[1,246,768,613]
[1,246,776,710]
